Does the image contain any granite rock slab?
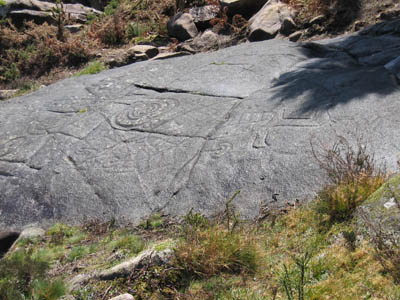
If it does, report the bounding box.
[2,21,400,230]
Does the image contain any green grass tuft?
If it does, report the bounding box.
[76,61,107,76]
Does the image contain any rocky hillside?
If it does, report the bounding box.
[0,0,399,99]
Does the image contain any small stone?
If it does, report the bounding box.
[353,20,366,31]
[248,0,293,42]
[288,31,302,42]
[0,89,18,100]
[309,15,326,26]
[68,274,93,291]
[189,5,219,23]
[101,49,136,68]
[384,197,397,209]
[109,294,134,300]
[280,17,297,36]
[19,227,45,239]
[384,56,400,79]
[129,45,159,59]
[167,13,198,41]
[59,296,76,300]
[65,24,84,33]
[152,52,190,60]
[134,53,148,61]
[98,249,173,280]
[377,9,400,21]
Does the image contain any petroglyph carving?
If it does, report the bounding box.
[252,131,269,149]
[277,108,320,127]
[282,109,314,119]
[238,111,275,124]
[112,99,179,130]
[205,141,233,158]
[0,137,28,158]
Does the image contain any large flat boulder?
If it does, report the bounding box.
[2,21,400,230]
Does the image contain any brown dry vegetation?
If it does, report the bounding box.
[0,0,176,91]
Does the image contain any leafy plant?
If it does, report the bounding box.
[0,0,6,6]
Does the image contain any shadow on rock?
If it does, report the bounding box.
[270,20,400,113]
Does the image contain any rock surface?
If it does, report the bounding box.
[2,20,400,230]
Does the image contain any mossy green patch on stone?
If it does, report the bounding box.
[356,174,400,237]
[363,174,400,206]
[153,239,175,252]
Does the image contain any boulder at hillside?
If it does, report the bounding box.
[2,20,400,230]
[167,13,199,41]
[248,0,294,41]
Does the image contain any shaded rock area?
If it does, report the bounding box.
[0,231,19,257]
[219,0,268,17]
[2,20,400,230]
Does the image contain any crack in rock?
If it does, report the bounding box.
[133,83,244,99]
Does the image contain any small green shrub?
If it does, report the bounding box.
[67,245,90,262]
[76,61,107,76]
[126,22,148,39]
[4,63,19,82]
[32,279,66,300]
[108,234,145,254]
[0,0,6,6]
[140,213,164,230]
[0,249,66,300]
[47,223,75,245]
[183,209,209,229]
[104,0,120,16]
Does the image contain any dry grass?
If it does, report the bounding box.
[175,225,259,277]
[0,21,92,85]
[0,0,175,90]
[312,137,387,223]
